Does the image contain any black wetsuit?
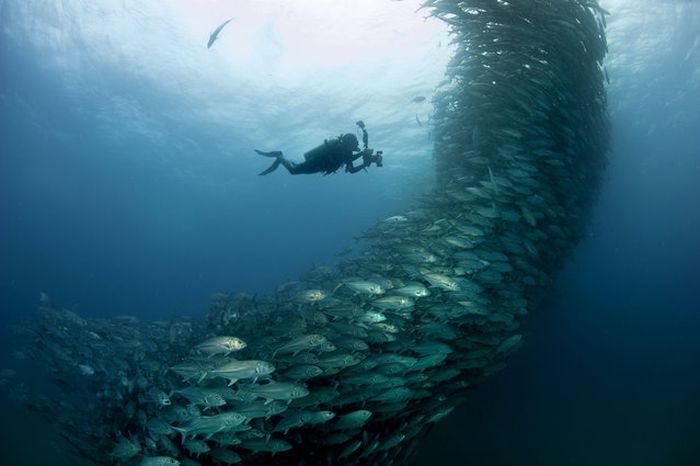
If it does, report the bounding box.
[256,133,373,176]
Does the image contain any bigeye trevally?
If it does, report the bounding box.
[207,18,233,49]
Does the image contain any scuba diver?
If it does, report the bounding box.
[255,121,383,176]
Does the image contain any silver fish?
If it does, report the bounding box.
[275,334,328,356]
[332,410,373,430]
[394,284,431,298]
[208,360,275,386]
[194,336,246,357]
[239,438,292,453]
[341,280,385,295]
[241,381,309,404]
[207,18,233,49]
[171,412,247,440]
[138,457,180,466]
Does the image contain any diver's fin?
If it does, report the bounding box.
[259,158,282,176]
[254,149,283,158]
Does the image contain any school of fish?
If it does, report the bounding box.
[4,0,609,464]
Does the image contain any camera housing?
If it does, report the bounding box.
[375,151,383,167]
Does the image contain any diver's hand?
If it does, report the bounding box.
[361,148,373,166]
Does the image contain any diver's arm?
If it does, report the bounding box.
[345,161,367,174]
[356,120,369,149]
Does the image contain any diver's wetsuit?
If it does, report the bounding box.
[255,124,382,176]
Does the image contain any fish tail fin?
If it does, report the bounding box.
[170,426,187,443]
[488,165,499,195]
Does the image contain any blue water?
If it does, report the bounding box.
[1,0,699,465]
[0,2,437,324]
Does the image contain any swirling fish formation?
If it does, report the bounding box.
[6,1,609,465]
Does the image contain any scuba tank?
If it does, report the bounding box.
[304,134,358,162]
[303,138,341,161]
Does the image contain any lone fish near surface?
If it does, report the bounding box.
[207,18,233,49]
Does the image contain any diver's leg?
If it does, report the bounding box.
[258,158,282,176]
[280,159,308,175]
[285,160,323,175]
[256,150,312,175]
[255,149,283,158]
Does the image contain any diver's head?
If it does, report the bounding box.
[356,120,365,130]
[341,133,359,150]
